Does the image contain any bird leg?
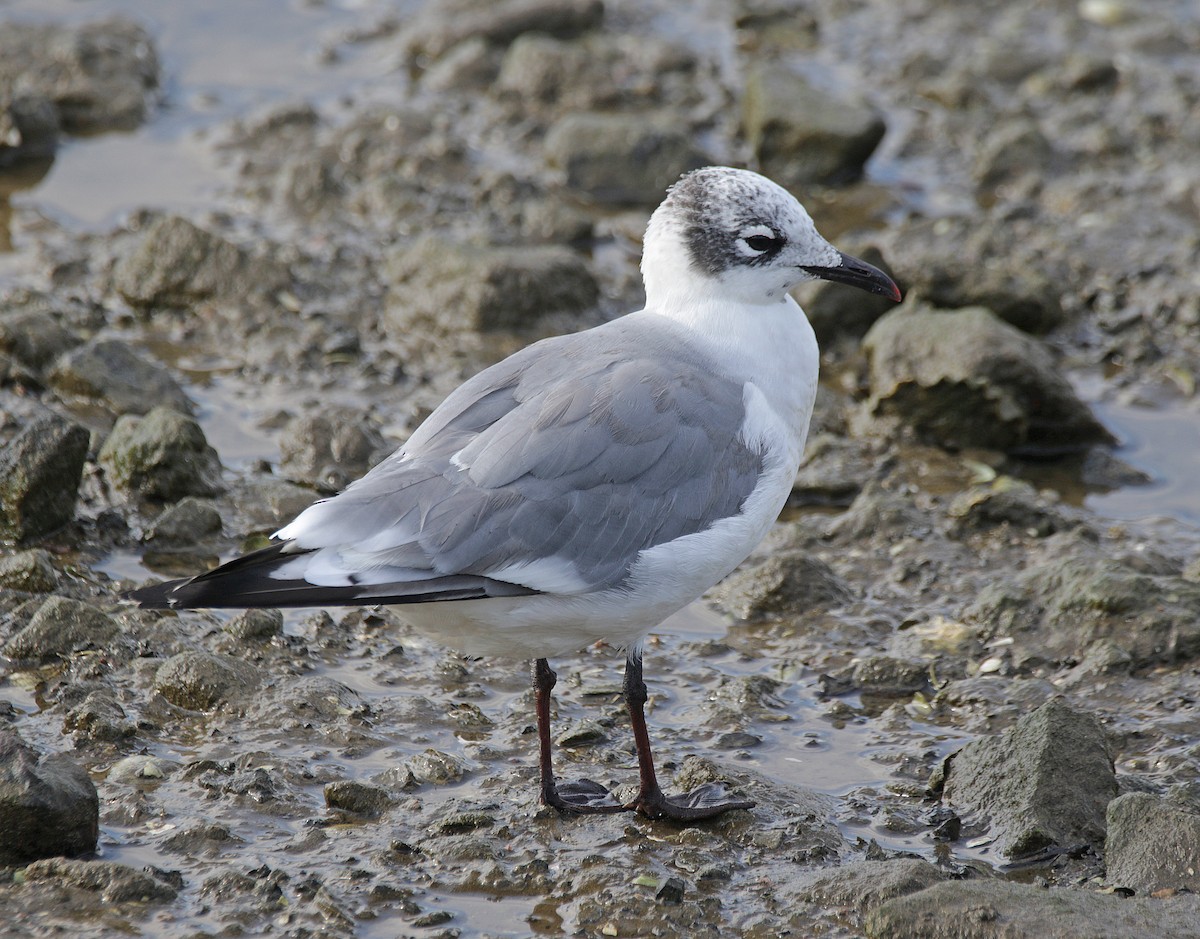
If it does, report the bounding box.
[621,651,755,821]
[532,658,625,813]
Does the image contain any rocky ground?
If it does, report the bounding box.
[2,0,1200,936]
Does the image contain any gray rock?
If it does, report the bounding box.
[145,497,223,546]
[881,216,1067,335]
[61,691,136,743]
[386,236,598,336]
[787,858,947,912]
[967,547,1200,667]
[791,433,876,508]
[113,215,287,310]
[0,549,59,592]
[153,651,261,710]
[229,475,319,531]
[0,92,60,167]
[710,549,852,622]
[49,338,193,416]
[544,112,706,205]
[325,780,396,817]
[0,18,159,134]
[949,477,1076,537]
[742,63,885,186]
[0,296,81,379]
[868,879,1200,939]
[800,245,900,344]
[974,119,1056,190]
[403,0,604,61]
[863,304,1114,453]
[224,608,282,642]
[406,749,468,785]
[852,656,930,695]
[938,697,1116,859]
[20,858,177,902]
[1106,792,1200,893]
[99,407,223,501]
[278,407,389,490]
[0,413,89,542]
[0,728,98,864]
[3,596,120,663]
[161,821,242,855]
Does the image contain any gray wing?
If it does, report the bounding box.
[274,317,766,595]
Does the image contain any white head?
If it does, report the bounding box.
[641,166,900,311]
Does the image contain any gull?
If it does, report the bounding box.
[129,166,901,821]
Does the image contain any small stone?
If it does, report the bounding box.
[49,338,193,417]
[742,63,885,186]
[405,749,467,785]
[711,549,852,622]
[852,656,929,695]
[0,728,99,864]
[20,858,177,902]
[0,549,59,592]
[99,407,223,501]
[3,596,120,663]
[1106,793,1200,893]
[387,237,598,337]
[153,651,261,710]
[655,875,686,903]
[325,780,396,818]
[113,215,287,310]
[278,407,389,490]
[146,496,223,546]
[544,112,706,205]
[555,719,607,747]
[224,608,283,642]
[939,697,1116,858]
[0,414,89,542]
[864,304,1113,453]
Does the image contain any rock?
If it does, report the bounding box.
[1106,793,1200,893]
[852,656,930,695]
[495,33,699,112]
[224,608,283,642]
[160,821,242,854]
[405,749,468,785]
[544,112,707,205]
[0,18,159,134]
[49,338,193,416]
[0,728,98,864]
[153,651,261,710]
[868,879,1200,938]
[0,549,59,592]
[145,497,223,546]
[967,546,1200,666]
[20,858,177,902]
[278,407,390,490]
[386,236,598,336]
[949,477,1076,537]
[113,215,287,310]
[0,413,89,542]
[974,119,1056,190]
[880,216,1067,335]
[325,780,396,817]
[788,858,947,912]
[62,692,136,743]
[2,596,120,663]
[99,407,223,501]
[230,475,319,530]
[937,697,1116,859]
[0,296,81,379]
[710,549,852,621]
[403,0,604,62]
[863,304,1114,453]
[800,245,900,343]
[791,434,876,508]
[742,63,886,186]
[0,92,60,167]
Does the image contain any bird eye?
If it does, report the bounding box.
[742,233,782,254]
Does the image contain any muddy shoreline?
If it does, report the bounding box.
[2,1,1200,937]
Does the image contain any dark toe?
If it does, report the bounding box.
[631,782,754,821]
[544,779,628,814]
